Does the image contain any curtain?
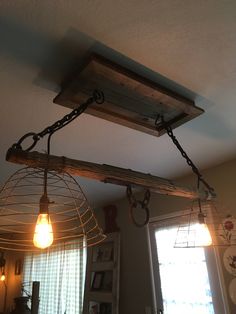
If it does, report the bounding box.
[23,242,86,314]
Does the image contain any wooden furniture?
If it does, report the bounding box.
[83,232,120,314]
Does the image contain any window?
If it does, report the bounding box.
[23,242,86,314]
[148,213,228,314]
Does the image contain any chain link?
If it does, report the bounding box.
[126,186,150,227]
[12,90,104,152]
[162,121,215,196]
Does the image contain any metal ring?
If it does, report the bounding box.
[142,189,151,206]
[126,185,136,204]
[93,90,105,104]
[12,132,39,151]
[126,185,132,199]
[129,201,150,228]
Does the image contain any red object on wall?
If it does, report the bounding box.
[103,205,120,234]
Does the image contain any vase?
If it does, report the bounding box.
[10,297,31,314]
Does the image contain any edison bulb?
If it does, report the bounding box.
[195,222,212,247]
[33,214,53,249]
[0,274,5,281]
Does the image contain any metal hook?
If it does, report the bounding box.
[12,132,40,151]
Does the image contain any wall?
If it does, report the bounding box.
[113,157,236,314]
[0,251,23,314]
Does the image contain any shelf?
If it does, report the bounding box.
[83,232,120,314]
[90,261,114,272]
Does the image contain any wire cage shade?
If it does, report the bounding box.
[174,201,236,248]
[0,167,106,252]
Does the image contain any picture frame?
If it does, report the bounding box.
[102,246,113,262]
[15,259,22,275]
[100,303,112,314]
[91,272,104,291]
[101,271,113,291]
[92,243,113,263]
[89,301,100,314]
[92,247,104,263]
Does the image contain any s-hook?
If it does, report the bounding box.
[126,186,151,227]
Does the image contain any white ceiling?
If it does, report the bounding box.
[0,1,236,208]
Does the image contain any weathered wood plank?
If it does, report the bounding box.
[6,148,210,200]
[54,54,204,137]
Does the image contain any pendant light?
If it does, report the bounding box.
[158,118,236,247]
[174,199,236,248]
[0,167,105,251]
[0,91,106,251]
[0,272,6,282]
[194,213,212,246]
[0,252,6,281]
[174,201,212,248]
[33,190,54,249]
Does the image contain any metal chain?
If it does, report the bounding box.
[162,121,215,196]
[126,186,150,227]
[12,90,104,152]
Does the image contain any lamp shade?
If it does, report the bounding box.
[0,167,106,251]
[174,201,236,248]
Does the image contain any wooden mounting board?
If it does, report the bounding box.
[54,54,204,136]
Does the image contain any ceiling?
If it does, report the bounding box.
[0,1,236,208]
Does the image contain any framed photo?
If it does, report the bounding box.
[102,246,113,262]
[92,243,113,263]
[102,271,113,291]
[15,259,22,275]
[89,301,100,314]
[91,272,104,291]
[100,303,112,314]
[92,247,104,262]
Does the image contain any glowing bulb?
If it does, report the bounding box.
[33,213,53,249]
[194,222,212,246]
[0,274,5,281]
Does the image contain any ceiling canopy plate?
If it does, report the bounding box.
[54,54,204,137]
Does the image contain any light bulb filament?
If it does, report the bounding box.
[33,213,53,249]
[33,193,53,249]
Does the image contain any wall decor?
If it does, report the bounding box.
[15,259,22,276]
[91,272,104,291]
[221,216,236,244]
[223,246,236,276]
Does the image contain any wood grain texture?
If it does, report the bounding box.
[6,148,209,200]
[54,54,204,137]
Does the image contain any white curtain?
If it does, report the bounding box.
[23,242,86,314]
